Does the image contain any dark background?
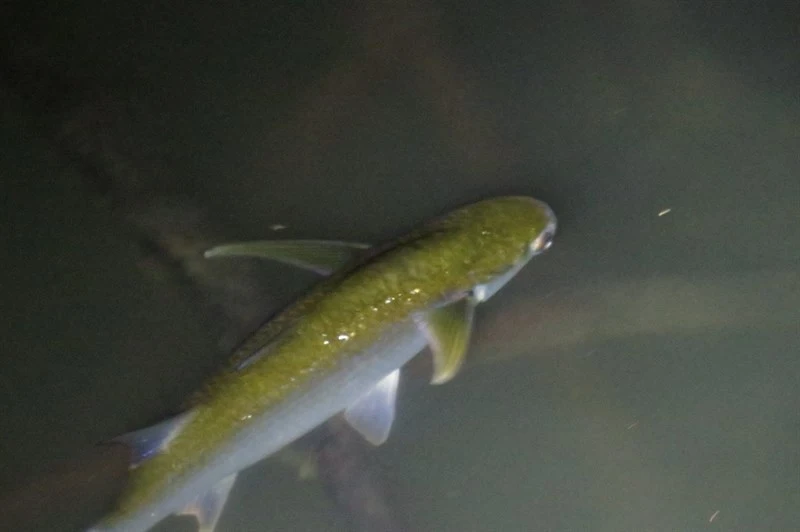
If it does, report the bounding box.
[1,1,799,530]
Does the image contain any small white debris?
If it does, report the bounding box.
[626,421,639,430]
[709,510,720,523]
[658,208,672,217]
[270,224,287,231]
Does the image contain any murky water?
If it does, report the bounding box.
[2,2,799,531]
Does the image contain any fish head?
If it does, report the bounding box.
[434,196,557,302]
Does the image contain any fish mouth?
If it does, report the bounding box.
[532,227,555,253]
[529,200,558,255]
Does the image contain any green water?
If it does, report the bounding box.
[2,2,799,531]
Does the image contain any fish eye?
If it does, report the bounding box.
[530,229,554,254]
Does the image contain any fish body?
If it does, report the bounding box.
[91,196,557,532]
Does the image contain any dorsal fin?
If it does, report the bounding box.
[204,240,370,275]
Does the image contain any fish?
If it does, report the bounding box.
[89,196,557,532]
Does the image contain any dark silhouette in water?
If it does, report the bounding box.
[0,58,410,532]
[316,420,409,532]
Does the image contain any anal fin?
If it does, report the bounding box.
[180,474,237,532]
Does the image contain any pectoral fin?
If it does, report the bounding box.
[344,369,400,445]
[180,474,237,532]
[113,411,194,468]
[415,297,475,385]
[204,240,370,275]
